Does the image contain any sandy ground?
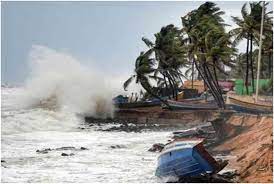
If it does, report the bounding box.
[213,114,273,183]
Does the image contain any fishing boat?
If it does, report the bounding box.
[227,96,273,113]
[155,139,226,180]
[165,100,218,110]
[115,100,161,109]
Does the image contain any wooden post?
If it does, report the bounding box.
[255,1,265,102]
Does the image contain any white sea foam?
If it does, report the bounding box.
[19,45,114,118]
[1,46,172,183]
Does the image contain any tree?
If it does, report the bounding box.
[142,24,188,100]
[181,2,234,108]
[123,50,168,106]
[231,2,273,93]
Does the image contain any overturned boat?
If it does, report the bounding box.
[155,139,227,181]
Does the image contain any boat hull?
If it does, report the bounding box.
[166,100,218,110]
[115,101,161,108]
[227,96,272,113]
[155,140,220,179]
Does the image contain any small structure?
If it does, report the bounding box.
[218,81,234,93]
[183,80,206,94]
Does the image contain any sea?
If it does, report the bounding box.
[1,86,174,183]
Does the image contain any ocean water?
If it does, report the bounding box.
[1,87,172,183]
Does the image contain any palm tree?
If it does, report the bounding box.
[262,31,273,78]
[142,24,188,100]
[123,51,169,106]
[181,10,199,88]
[231,2,273,94]
[182,2,232,108]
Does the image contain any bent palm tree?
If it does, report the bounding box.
[123,51,169,106]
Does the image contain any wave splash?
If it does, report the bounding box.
[20,45,114,118]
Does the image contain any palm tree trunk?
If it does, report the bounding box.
[163,73,170,99]
[193,60,222,108]
[166,73,175,99]
[205,64,225,108]
[169,73,178,100]
[202,64,223,108]
[212,60,223,96]
[250,35,255,93]
[245,36,250,95]
[269,53,272,78]
[203,64,222,107]
[191,61,194,88]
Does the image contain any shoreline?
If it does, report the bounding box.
[85,108,273,183]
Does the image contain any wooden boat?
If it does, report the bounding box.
[227,96,272,113]
[114,100,161,109]
[178,96,215,104]
[165,100,218,110]
[155,139,226,180]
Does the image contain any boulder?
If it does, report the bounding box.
[148,143,165,152]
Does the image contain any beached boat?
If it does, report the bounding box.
[165,100,218,110]
[155,139,226,180]
[227,96,272,113]
[178,95,215,103]
[115,100,161,109]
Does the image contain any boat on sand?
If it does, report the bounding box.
[165,100,218,110]
[226,93,272,113]
[155,139,227,181]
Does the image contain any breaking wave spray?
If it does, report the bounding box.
[20,45,115,118]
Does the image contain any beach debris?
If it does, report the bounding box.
[148,143,165,152]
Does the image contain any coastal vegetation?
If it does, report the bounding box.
[124,1,273,108]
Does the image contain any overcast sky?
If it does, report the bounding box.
[1,1,273,85]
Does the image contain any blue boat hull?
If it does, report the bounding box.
[155,144,216,179]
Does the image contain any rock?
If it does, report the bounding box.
[148,143,165,152]
[110,145,126,149]
[37,146,87,154]
[177,173,233,183]
[80,147,89,150]
[56,147,76,151]
[219,170,239,180]
[61,153,74,156]
[36,148,51,154]
[173,128,199,139]
[61,153,68,156]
